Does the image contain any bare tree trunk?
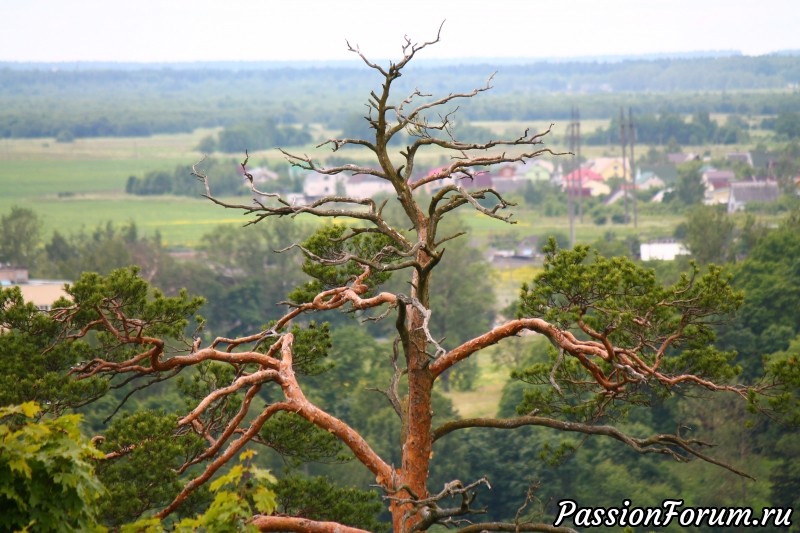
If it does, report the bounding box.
[391,257,435,531]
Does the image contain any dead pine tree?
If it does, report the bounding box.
[59,27,767,533]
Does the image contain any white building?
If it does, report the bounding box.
[640,241,690,261]
[0,268,69,312]
[345,175,395,198]
[303,172,346,199]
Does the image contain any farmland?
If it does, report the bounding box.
[0,130,240,246]
[0,123,689,248]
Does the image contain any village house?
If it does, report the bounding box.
[638,164,678,187]
[667,152,700,165]
[518,159,554,182]
[562,168,608,197]
[605,188,636,206]
[702,169,734,205]
[0,266,28,284]
[302,172,346,200]
[640,240,690,261]
[726,152,753,167]
[751,150,780,179]
[344,175,395,198]
[728,181,780,212]
[0,267,69,312]
[490,165,528,194]
[461,172,494,190]
[588,157,629,181]
[634,170,666,191]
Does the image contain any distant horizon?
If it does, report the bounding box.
[1,1,797,63]
[3,48,799,70]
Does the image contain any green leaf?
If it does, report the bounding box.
[8,457,32,478]
[252,486,277,515]
[209,464,243,493]
[120,517,163,533]
[238,449,255,462]
[19,401,41,418]
[0,402,107,531]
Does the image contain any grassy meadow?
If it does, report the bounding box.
[0,130,246,247]
[0,124,685,249]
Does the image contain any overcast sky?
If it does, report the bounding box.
[1,0,797,63]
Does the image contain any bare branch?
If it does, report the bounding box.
[398,294,445,359]
[382,477,492,532]
[454,185,517,223]
[102,368,182,423]
[151,334,394,517]
[432,415,753,479]
[279,242,420,274]
[389,73,496,141]
[279,148,385,178]
[367,336,406,419]
[346,39,390,77]
[316,136,377,154]
[157,401,292,518]
[177,383,264,474]
[192,155,212,197]
[250,515,372,533]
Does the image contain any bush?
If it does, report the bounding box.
[0,402,105,532]
[55,129,75,143]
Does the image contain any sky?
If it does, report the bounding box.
[0,0,797,63]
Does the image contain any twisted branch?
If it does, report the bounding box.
[433,415,753,479]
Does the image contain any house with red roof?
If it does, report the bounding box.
[702,169,734,205]
[417,166,494,194]
[562,168,608,197]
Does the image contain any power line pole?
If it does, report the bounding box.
[567,106,576,247]
[620,107,629,224]
[576,107,583,224]
[629,107,637,228]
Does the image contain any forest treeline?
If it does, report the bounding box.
[1,202,799,529]
[2,54,800,139]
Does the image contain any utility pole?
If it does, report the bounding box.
[629,107,637,228]
[576,107,583,224]
[620,108,629,224]
[565,106,582,247]
[567,107,576,247]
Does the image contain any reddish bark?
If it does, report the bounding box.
[250,515,371,533]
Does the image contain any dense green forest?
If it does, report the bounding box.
[2,54,800,139]
[2,202,799,531]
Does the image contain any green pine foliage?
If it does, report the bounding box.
[94,410,207,526]
[121,450,278,533]
[515,238,742,419]
[288,224,397,304]
[0,287,108,414]
[0,402,106,533]
[271,476,387,533]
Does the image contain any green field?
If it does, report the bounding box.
[0,127,686,248]
[0,130,245,246]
